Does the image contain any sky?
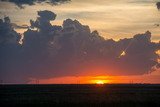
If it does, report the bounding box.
[0,0,160,41]
[0,0,160,84]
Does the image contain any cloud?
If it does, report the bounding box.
[0,17,21,44]
[11,23,29,29]
[0,10,160,83]
[30,10,57,32]
[156,2,160,10]
[0,16,24,83]
[0,0,71,8]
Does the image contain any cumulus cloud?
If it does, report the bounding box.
[0,16,24,83]
[0,10,160,83]
[30,10,57,33]
[0,17,20,44]
[0,0,71,8]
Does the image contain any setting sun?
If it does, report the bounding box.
[96,80,104,85]
[89,76,111,84]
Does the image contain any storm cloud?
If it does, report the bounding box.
[0,10,160,83]
[0,0,71,8]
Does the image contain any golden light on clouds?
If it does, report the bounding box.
[156,50,160,55]
[156,50,160,63]
[119,51,126,58]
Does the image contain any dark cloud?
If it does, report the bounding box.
[0,16,20,44]
[0,0,71,8]
[0,16,24,83]
[30,10,57,32]
[156,2,160,10]
[154,24,160,27]
[0,10,160,83]
[155,2,160,27]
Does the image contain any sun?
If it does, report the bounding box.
[90,76,111,84]
[96,80,104,85]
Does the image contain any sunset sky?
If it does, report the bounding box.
[0,0,160,41]
[0,0,160,84]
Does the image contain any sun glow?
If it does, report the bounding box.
[89,76,111,84]
[96,80,104,85]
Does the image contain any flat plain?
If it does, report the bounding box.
[0,84,160,107]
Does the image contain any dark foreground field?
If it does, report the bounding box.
[0,84,160,107]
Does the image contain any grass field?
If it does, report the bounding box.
[1,84,160,107]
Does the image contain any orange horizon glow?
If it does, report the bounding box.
[28,70,160,84]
